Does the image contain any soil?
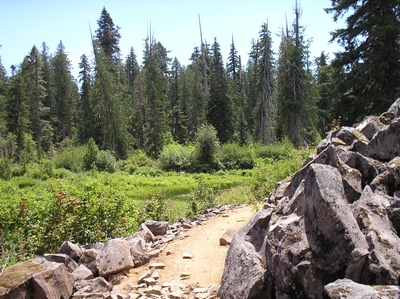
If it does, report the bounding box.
[119,205,255,294]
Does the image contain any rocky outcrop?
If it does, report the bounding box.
[221,98,400,298]
[0,204,244,298]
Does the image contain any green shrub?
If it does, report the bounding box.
[95,150,116,173]
[158,143,195,172]
[194,124,221,172]
[221,143,255,170]
[0,159,12,181]
[53,145,86,172]
[254,137,295,160]
[187,177,217,218]
[83,138,98,171]
[29,160,54,180]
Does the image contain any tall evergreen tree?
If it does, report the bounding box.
[168,57,188,143]
[227,36,240,87]
[142,36,171,157]
[276,2,316,147]
[207,38,234,144]
[6,63,30,161]
[25,45,47,157]
[78,54,95,144]
[51,41,78,143]
[0,54,7,136]
[95,7,121,66]
[326,0,400,124]
[92,39,131,159]
[257,22,276,144]
[186,47,207,140]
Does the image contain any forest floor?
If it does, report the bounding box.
[118,205,255,295]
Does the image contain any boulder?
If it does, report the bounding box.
[219,208,273,299]
[125,236,150,267]
[365,119,400,161]
[325,278,400,299]
[43,253,78,272]
[72,264,94,281]
[72,277,111,298]
[219,228,237,245]
[0,256,74,299]
[96,239,134,278]
[143,220,169,236]
[79,248,100,275]
[352,186,400,285]
[58,240,83,262]
[266,164,369,298]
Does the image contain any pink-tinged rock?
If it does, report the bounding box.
[30,257,74,299]
[96,239,134,278]
[58,240,83,262]
[72,264,94,281]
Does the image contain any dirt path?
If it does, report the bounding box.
[119,205,254,293]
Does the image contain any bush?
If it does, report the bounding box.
[95,150,116,173]
[254,137,295,161]
[221,143,255,170]
[0,159,12,180]
[158,143,195,172]
[187,177,217,218]
[194,124,221,171]
[53,145,86,172]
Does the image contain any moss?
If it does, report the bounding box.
[0,260,44,290]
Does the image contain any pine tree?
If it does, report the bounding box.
[95,7,121,66]
[257,22,276,144]
[92,39,131,159]
[51,41,79,143]
[207,38,234,144]
[326,0,400,123]
[25,46,47,157]
[78,54,95,144]
[227,36,240,87]
[142,36,171,157]
[168,57,188,143]
[186,47,207,141]
[7,63,30,161]
[276,2,315,147]
[0,54,7,137]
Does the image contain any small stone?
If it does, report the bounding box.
[169,290,184,299]
[148,262,166,269]
[151,271,160,279]
[166,249,175,255]
[237,218,245,222]
[143,277,157,285]
[183,253,193,259]
[193,287,208,293]
[180,272,191,280]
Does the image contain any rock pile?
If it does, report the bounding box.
[0,204,242,299]
[220,99,400,298]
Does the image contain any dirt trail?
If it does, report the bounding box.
[120,205,254,293]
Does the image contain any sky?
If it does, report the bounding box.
[0,0,346,79]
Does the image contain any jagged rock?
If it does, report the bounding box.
[58,240,83,262]
[79,248,100,275]
[144,220,169,236]
[219,228,237,245]
[325,278,400,298]
[96,239,134,278]
[381,98,400,120]
[125,236,150,267]
[365,119,400,161]
[134,223,155,242]
[0,257,74,299]
[72,277,111,298]
[72,264,94,281]
[352,186,400,285]
[43,253,78,272]
[220,208,273,299]
[355,115,384,140]
[265,164,369,298]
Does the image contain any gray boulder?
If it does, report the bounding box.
[58,240,83,262]
[0,257,74,299]
[325,278,400,299]
[96,239,134,278]
[352,186,400,285]
[219,208,273,299]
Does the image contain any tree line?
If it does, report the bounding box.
[0,0,399,162]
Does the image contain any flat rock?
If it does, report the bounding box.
[219,228,237,245]
[96,239,134,278]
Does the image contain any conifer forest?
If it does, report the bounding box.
[0,1,399,162]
